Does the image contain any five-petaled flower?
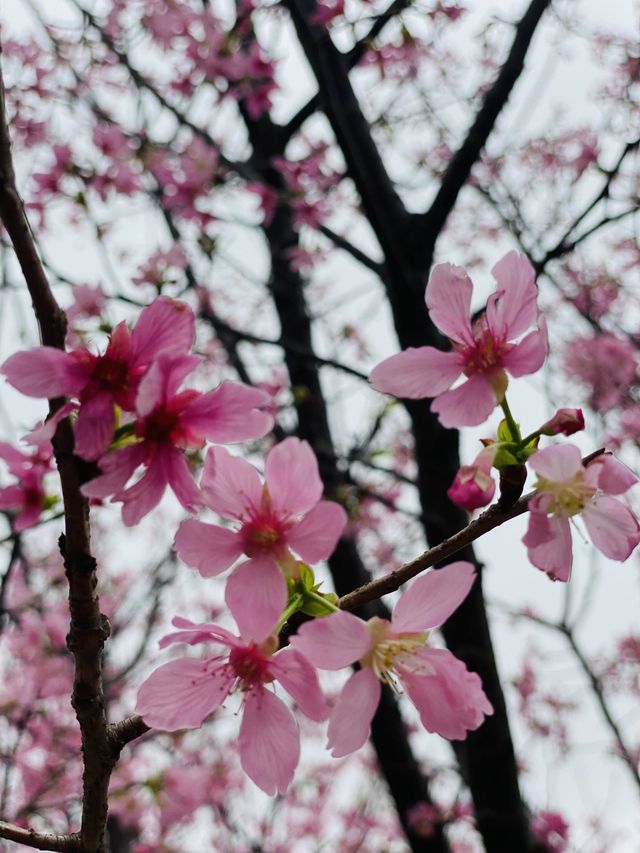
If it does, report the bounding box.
[370,252,547,428]
[136,606,326,796]
[523,445,640,581]
[174,437,347,642]
[290,561,493,756]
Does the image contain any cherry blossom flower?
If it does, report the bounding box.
[523,445,640,581]
[135,606,326,795]
[174,438,347,642]
[370,252,547,428]
[447,446,496,510]
[1,297,195,460]
[82,353,272,527]
[290,562,493,756]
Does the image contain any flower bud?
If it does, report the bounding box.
[540,408,585,436]
[447,447,496,511]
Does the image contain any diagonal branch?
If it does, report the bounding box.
[414,0,552,253]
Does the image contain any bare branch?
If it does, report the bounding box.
[0,822,81,852]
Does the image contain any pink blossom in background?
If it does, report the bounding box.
[530,810,570,852]
[175,438,347,641]
[447,446,496,510]
[523,445,640,581]
[1,297,195,460]
[370,252,547,428]
[82,353,273,526]
[291,562,493,756]
[136,604,326,795]
[564,333,638,412]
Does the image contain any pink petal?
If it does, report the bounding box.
[528,444,583,482]
[399,647,493,740]
[369,347,463,399]
[290,610,371,670]
[431,375,496,428]
[14,503,43,532]
[1,348,90,398]
[181,381,273,443]
[327,668,381,758]
[287,500,347,563]
[225,557,287,642]
[159,448,201,513]
[589,455,638,495]
[73,392,115,461]
[583,496,640,561]
[160,616,240,649]
[120,455,168,526]
[131,297,195,365]
[136,658,233,731]
[265,438,323,516]
[270,648,327,721]
[199,445,262,521]
[174,519,243,577]
[136,354,201,416]
[81,443,147,500]
[488,251,537,340]
[0,443,30,475]
[425,263,474,346]
[239,689,299,795]
[522,509,573,582]
[503,323,548,378]
[392,562,476,633]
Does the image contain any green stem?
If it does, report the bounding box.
[500,396,521,443]
[305,590,340,614]
[516,429,541,449]
[275,593,305,633]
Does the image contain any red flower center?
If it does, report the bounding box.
[229,643,274,687]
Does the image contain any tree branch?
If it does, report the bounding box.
[414,0,551,252]
[0,51,125,853]
[0,823,82,852]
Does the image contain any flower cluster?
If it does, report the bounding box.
[370,252,640,580]
[1,297,273,524]
[1,294,493,796]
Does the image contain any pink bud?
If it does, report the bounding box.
[541,408,585,436]
[447,448,496,511]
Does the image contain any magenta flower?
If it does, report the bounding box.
[135,607,326,795]
[174,437,347,643]
[0,447,49,531]
[1,297,195,460]
[82,354,273,527]
[447,446,496,511]
[523,445,640,581]
[370,252,547,428]
[290,562,493,756]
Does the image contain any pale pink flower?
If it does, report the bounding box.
[82,354,273,527]
[447,446,496,510]
[135,605,326,795]
[291,562,493,756]
[174,438,347,642]
[1,297,195,461]
[370,252,547,428]
[523,445,640,581]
